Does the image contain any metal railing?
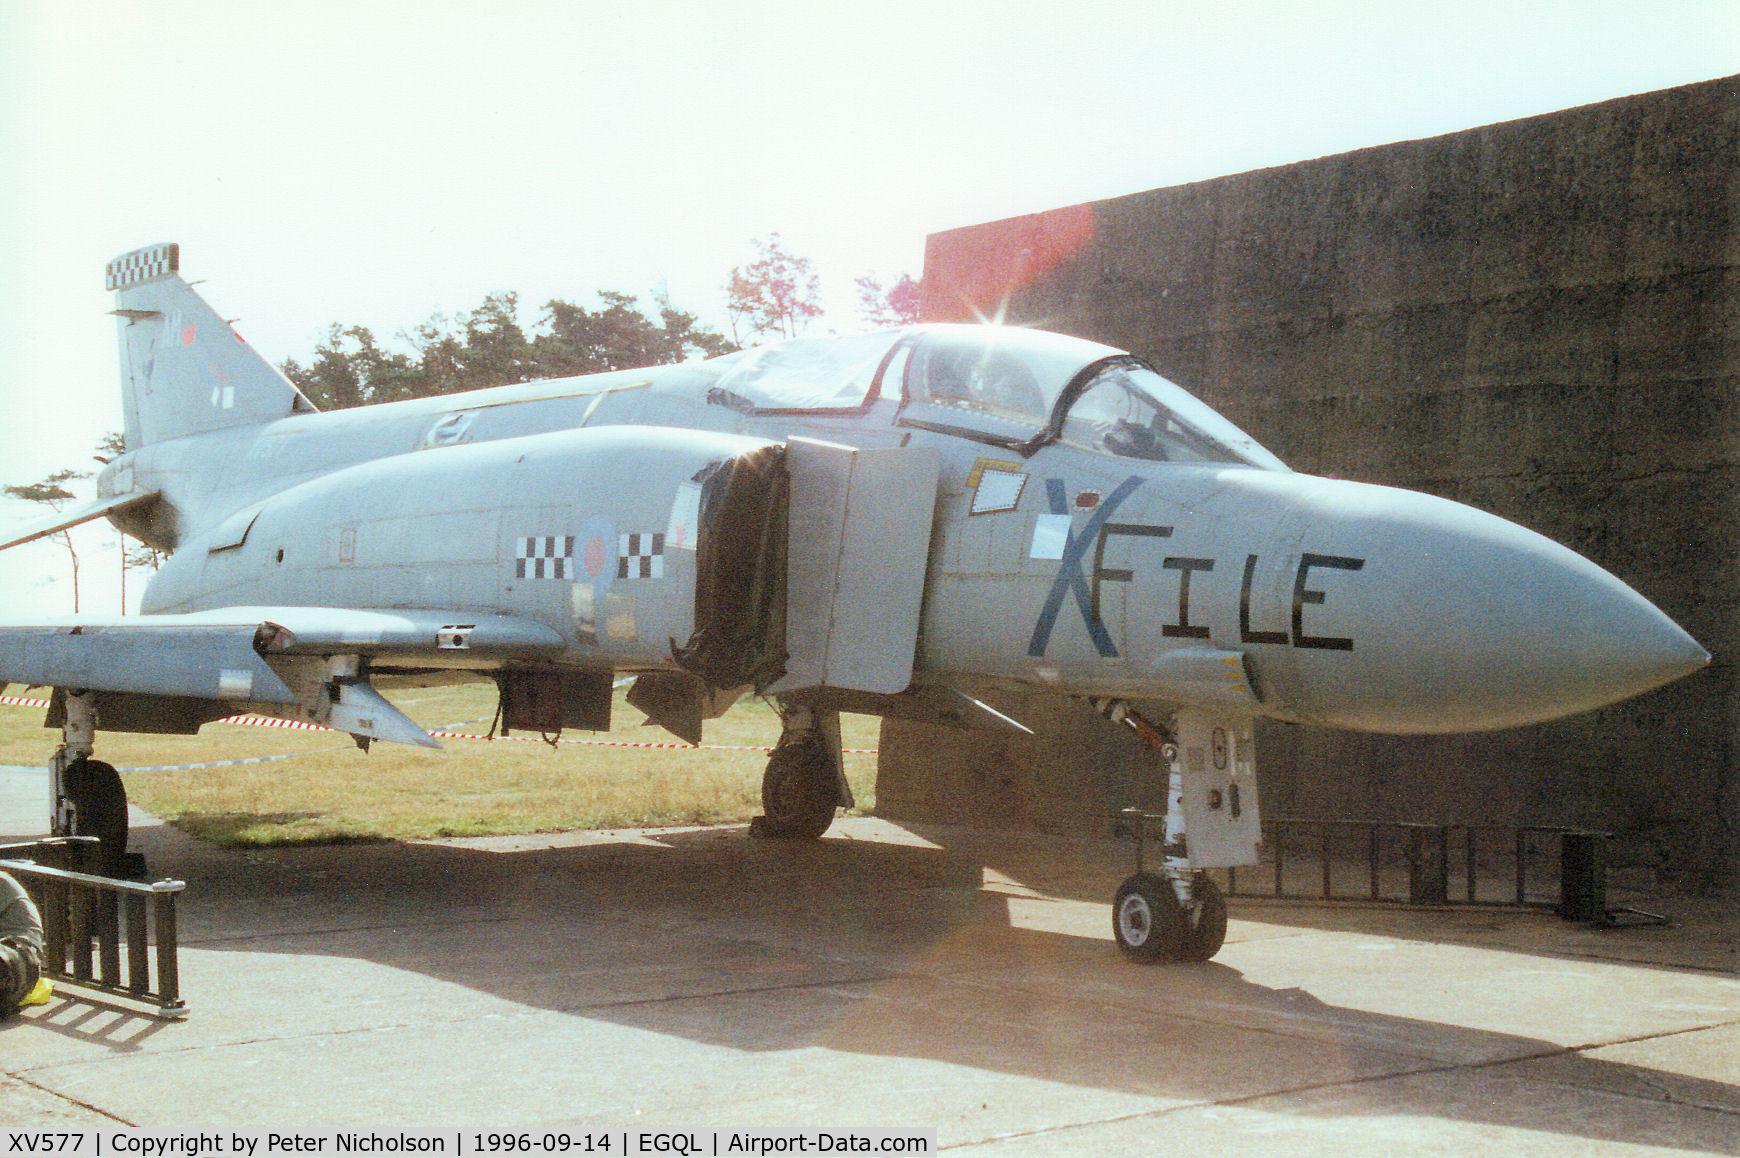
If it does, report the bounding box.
[1,838,188,1017]
[1116,816,1663,928]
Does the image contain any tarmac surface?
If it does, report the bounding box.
[1,763,1737,1152]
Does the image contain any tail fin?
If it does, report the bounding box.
[108,243,318,449]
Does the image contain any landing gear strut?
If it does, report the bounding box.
[1100,701,1228,963]
[49,690,135,877]
[750,704,850,840]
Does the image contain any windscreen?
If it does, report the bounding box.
[1059,362,1288,470]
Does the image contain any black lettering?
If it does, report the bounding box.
[1161,557,1214,639]
[1292,553,1365,651]
[1239,553,1289,644]
[1091,522,1172,623]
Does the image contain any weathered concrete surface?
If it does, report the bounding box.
[2,767,1737,1152]
[911,75,1739,892]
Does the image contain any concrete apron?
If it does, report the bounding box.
[0,766,1736,1153]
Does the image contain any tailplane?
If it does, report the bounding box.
[108,243,317,448]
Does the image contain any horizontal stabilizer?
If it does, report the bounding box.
[0,491,158,554]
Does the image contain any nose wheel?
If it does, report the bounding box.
[1113,872,1180,959]
[1113,870,1228,962]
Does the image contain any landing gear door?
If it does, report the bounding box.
[1175,707,1262,868]
[768,437,939,695]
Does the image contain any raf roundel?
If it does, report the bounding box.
[577,515,616,594]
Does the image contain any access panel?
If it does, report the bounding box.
[1174,706,1262,869]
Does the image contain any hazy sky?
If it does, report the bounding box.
[1,0,1735,615]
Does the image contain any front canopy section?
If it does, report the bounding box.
[888,325,1287,470]
[1057,359,1289,471]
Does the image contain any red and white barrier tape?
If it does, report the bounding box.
[1,696,875,753]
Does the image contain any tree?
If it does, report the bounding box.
[651,292,738,363]
[854,272,923,329]
[533,290,737,376]
[725,234,823,343]
[283,286,734,408]
[399,292,540,396]
[5,468,90,612]
[93,429,159,611]
[283,324,427,410]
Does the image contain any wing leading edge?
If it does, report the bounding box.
[0,606,569,747]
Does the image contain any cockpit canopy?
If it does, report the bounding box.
[707,324,1286,470]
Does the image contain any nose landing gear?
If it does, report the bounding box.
[1113,869,1227,962]
[1099,700,1238,964]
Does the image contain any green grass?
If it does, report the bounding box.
[0,684,880,847]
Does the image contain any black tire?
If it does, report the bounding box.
[755,733,839,840]
[1177,872,1228,962]
[63,758,128,875]
[1112,871,1185,961]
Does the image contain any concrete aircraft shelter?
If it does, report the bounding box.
[887,75,1739,893]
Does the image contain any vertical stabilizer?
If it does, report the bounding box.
[108,243,317,449]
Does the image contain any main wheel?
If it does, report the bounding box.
[1177,872,1228,962]
[1112,871,1185,961]
[754,732,839,840]
[62,758,128,875]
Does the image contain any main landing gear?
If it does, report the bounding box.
[1101,702,1229,964]
[749,704,852,840]
[48,690,139,877]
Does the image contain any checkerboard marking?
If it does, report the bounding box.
[617,532,664,579]
[106,243,180,291]
[517,535,575,579]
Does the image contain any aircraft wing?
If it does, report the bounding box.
[0,491,160,553]
[184,605,571,662]
[0,606,569,746]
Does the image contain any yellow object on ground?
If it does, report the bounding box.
[22,977,52,1006]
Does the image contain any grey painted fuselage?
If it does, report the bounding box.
[100,318,1706,737]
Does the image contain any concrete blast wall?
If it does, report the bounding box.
[890,76,1739,892]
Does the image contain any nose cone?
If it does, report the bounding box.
[1265,476,1710,733]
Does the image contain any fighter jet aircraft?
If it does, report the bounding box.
[0,244,1710,961]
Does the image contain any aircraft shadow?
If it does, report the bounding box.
[7,813,1737,1148]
